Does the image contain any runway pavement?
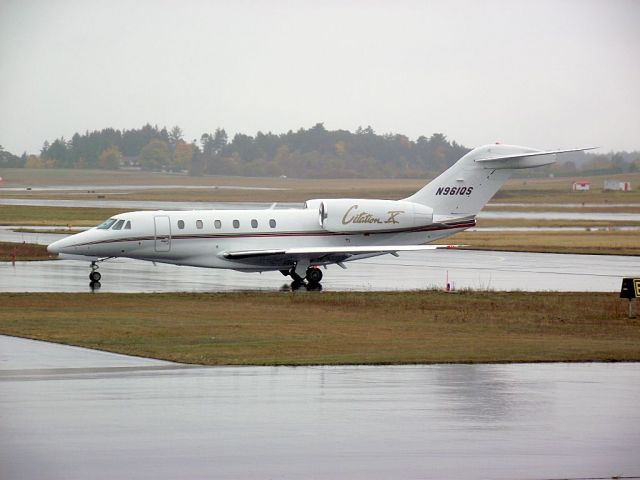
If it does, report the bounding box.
[1,335,639,479]
[1,249,639,292]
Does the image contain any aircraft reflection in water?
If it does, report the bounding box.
[47,144,592,289]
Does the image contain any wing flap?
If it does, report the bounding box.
[222,244,462,260]
[285,245,462,255]
[222,249,286,260]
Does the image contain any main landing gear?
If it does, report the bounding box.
[281,264,324,291]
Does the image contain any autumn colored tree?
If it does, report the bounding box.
[174,140,193,171]
[25,155,45,168]
[98,146,123,169]
[140,139,171,171]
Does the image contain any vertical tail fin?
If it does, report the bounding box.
[404,144,593,217]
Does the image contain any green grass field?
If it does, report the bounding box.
[451,230,640,256]
[0,291,637,365]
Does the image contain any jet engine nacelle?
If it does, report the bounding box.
[313,198,434,232]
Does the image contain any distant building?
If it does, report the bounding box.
[572,179,590,191]
[603,180,632,192]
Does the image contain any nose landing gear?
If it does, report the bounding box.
[89,261,101,290]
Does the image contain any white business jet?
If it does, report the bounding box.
[47,144,591,287]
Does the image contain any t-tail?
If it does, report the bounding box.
[404,144,595,220]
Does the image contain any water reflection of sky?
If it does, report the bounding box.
[434,364,545,428]
[2,338,638,480]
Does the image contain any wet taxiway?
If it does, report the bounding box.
[2,249,639,292]
[1,335,638,480]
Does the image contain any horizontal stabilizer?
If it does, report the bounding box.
[475,146,598,163]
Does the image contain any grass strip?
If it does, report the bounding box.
[451,230,640,256]
[0,241,55,261]
[0,291,638,365]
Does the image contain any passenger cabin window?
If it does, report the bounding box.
[196,220,203,229]
[269,219,276,228]
[178,220,185,229]
[111,219,125,230]
[251,219,258,228]
[97,218,117,230]
[214,220,222,229]
[233,219,240,229]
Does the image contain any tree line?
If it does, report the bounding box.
[0,124,469,178]
[1,124,638,178]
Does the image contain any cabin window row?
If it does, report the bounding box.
[176,219,277,230]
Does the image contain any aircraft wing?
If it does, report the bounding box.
[221,244,462,265]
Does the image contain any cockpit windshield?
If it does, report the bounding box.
[111,219,125,230]
[97,218,117,230]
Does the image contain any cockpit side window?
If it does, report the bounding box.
[97,218,117,230]
[124,221,131,230]
[111,219,125,230]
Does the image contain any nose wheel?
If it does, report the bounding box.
[89,262,102,282]
[89,261,102,288]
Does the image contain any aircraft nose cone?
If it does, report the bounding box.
[47,241,60,254]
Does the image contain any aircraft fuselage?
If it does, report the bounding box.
[52,207,471,271]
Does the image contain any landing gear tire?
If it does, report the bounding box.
[89,271,102,282]
[89,281,101,291]
[306,267,323,284]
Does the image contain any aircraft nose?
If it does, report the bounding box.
[47,236,74,254]
[47,240,61,254]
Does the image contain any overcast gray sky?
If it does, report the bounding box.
[1,0,639,155]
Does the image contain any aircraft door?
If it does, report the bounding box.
[154,216,171,252]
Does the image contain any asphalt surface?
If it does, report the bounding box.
[1,335,639,480]
[1,249,639,292]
